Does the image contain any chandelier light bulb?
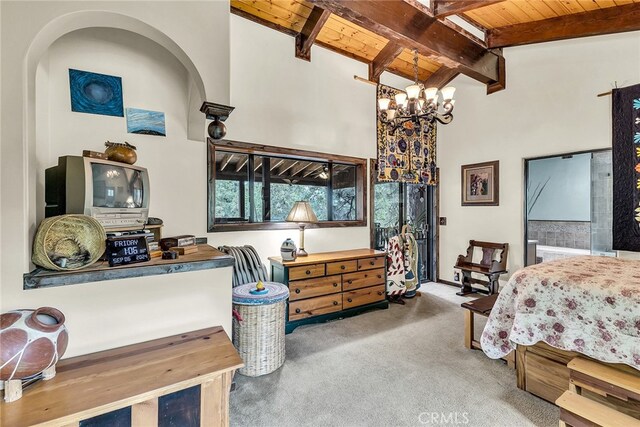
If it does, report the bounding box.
[378,97,391,111]
[405,84,421,100]
[395,93,408,108]
[441,86,456,102]
[424,87,438,102]
[387,109,397,120]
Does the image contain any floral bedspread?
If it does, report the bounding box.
[481,256,640,370]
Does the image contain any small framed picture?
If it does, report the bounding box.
[461,161,499,206]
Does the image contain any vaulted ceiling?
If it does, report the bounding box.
[231,0,640,94]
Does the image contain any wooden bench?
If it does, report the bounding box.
[556,391,640,427]
[0,327,243,427]
[460,293,515,368]
[455,240,508,295]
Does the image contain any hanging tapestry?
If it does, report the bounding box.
[612,83,640,252]
[376,84,437,184]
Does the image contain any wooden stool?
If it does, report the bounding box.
[568,357,640,419]
[556,391,640,427]
[461,293,515,368]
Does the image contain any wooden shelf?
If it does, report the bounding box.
[23,244,234,289]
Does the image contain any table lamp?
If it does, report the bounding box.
[285,201,318,257]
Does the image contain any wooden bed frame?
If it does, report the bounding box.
[516,342,640,418]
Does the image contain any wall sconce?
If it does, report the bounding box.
[200,102,235,140]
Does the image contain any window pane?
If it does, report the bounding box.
[374,182,401,228]
[332,164,357,221]
[214,151,248,222]
[269,158,328,221]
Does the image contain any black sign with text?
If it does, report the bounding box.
[106,236,150,267]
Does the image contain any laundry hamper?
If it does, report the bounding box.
[232,282,289,377]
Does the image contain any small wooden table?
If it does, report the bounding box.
[461,294,515,368]
[1,327,243,427]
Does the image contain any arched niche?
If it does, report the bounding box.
[25,11,209,232]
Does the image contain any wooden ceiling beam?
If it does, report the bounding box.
[295,6,332,61]
[309,0,504,90]
[487,3,640,48]
[231,5,420,82]
[368,42,404,83]
[433,1,504,18]
[423,66,459,89]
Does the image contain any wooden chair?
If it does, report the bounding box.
[454,240,508,295]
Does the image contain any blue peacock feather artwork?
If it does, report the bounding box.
[126,108,166,137]
[69,69,123,117]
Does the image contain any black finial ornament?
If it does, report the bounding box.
[200,102,235,140]
[208,118,227,140]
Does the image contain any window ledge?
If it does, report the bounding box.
[209,220,367,232]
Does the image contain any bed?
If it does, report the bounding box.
[480,256,640,403]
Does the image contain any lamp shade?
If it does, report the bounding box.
[286,201,318,223]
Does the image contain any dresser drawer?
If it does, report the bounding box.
[357,256,386,271]
[342,268,385,291]
[289,294,342,321]
[326,260,357,275]
[289,263,326,281]
[289,275,342,301]
[343,285,386,309]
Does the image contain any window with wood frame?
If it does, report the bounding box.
[207,140,367,231]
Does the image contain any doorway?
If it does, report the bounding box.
[524,149,614,266]
[369,160,437,282]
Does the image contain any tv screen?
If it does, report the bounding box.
[91,163,144,209]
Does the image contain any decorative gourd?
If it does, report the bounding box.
[104,141,137,164]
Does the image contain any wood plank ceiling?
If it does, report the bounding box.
[231,0,640,94]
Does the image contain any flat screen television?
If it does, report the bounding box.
[45,156,150,229]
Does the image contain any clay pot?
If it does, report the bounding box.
[0,307,69,380]
[104,141,137,164]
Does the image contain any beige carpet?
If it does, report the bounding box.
[230,283,558,427]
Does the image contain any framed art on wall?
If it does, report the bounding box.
[461,161,499,206]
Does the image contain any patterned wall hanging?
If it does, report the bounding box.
[612,83,640,252]
[376,84,437,185]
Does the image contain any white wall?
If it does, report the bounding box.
[214,16,410,266]
[0,1,232,358]
[438,32,640,282]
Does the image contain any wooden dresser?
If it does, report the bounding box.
[269,249,388,333]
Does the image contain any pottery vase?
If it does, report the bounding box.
[104,141,137,164]
[0,307,69,381]
[280,238,297,261]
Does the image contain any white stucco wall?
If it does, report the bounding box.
[437,32,640,282]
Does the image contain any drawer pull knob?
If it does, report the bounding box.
[333,283,338,287]
[295,289,301,294]
[333,301,338,306]
[377,291,383,296]
[341,265,345,270]
[370,261,375,265]
[364,274,368,278]
[347,280,353,284]
[377,275,382,279]
[305,270,311,275]
[347,298,353,303]
[295,308,301,314]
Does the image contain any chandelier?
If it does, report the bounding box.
[377,49,456,132]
